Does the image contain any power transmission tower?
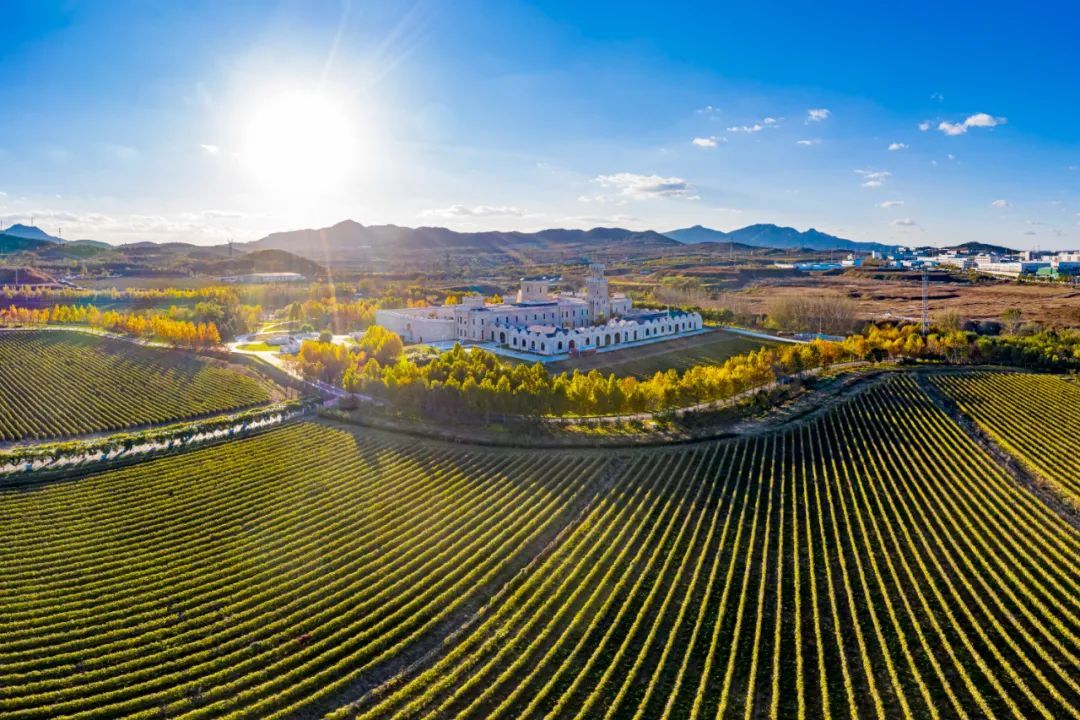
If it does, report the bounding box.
[921,267,930,336]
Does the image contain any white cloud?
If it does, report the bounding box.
[807,108,831,122]
[696,105,718,115]
[0,208,247,243]
[880,200,905,208]
[796,138,821,146]
[727,117,778,133]
[197,209,246,220]
[891,218,920,228]
[691,136,725,148]
[421,204,528,219]
[965,112,1005,128]
[991,199,1009,208]
[938,112,1007,136]
[200,144,220,155]
[593,173,698,199]
[570,214,642,226]
[930,92,945,102]
[918,121,931,131]
[856,169,891,187]
[1,209,84,225]
[888,142,908,151]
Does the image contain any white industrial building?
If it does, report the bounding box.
[375,264,703,356]
[220,272,306,284]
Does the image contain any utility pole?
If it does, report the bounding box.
[921,267,930,336]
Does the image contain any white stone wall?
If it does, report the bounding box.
[374,308,457,344]
[503,311,703,356]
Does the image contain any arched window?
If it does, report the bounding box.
[499,331,506,344]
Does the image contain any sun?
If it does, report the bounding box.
[241,91,356,193]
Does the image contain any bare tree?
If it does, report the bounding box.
[766,293,859,335]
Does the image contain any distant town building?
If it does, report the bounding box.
[873,245,1078,278]
[975,260,1051,277]
[375,264,702,355]
[794,262,843,272]
[221,272,306,284]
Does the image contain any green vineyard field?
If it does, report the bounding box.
[355,374,1080,720]
[0,330,271,442]
[0,373,1077,719]
[929,371,1080,505]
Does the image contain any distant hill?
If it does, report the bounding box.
[1,224,62,243]
[0,266,56,285]
[245,220,681,263]
[196,249,326,278]
[665,224,895,253]
[0,233,53,254]
[936,241,1017,255]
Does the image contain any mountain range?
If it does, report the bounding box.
[4,221,1026,262]
[246,219,679,256]
[664,224,895,253]
[244,219,889,261]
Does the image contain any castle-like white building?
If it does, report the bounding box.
[375,265,702,357]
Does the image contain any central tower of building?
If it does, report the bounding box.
[584,264,610,323]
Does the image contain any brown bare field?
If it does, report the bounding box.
[730,272,1080,327]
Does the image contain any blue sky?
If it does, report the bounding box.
[1,1,1078,249]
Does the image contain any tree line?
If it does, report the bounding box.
[0,304,222,349]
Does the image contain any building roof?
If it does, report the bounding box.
[520,274,561,282]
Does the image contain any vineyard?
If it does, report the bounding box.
[0,373,1077,719]
[0,330,271,442]
[0,423,602,719]
[353,374,1080,720]
[929,371,1080,505]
